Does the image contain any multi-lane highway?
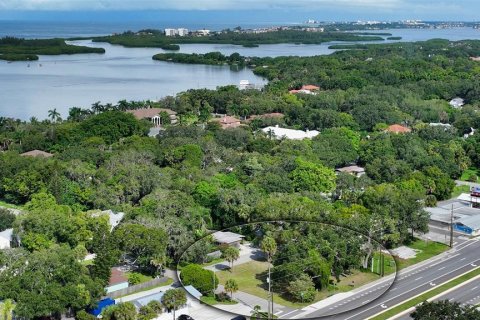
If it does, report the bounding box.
[394,276,480,320]
[287,237,480,319]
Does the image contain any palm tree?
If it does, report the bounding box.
[224,279,239,299]
[222,246,240,272]
[261,236,277,319]
[47,108,60,123]
[0,299,15,320]
[150,254,166,276]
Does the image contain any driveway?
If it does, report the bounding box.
[204,243,265,272]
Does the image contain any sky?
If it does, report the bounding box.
[0,0,478,22]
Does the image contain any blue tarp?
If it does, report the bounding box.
[90,298,115,317]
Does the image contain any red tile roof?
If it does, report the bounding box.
[109,268,128,286]
[126,108,176,120]
[20,150,53,158]
[386,124,411,134]
[301,85,320,91]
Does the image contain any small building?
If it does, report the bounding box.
[454,215,480,236]
[239,80,253,90]
[90,210,124,232]
[212,231,245,248]
[211,115,241,129]
[126,108,177,127]
[0,228,13,249]
[106,268,129,294]
[20,150,53,158]
[196,29,211,36]
[261,125,320,140]
[449,97,465,109]
[429,123,452,129]
[177,28,189,37]
[336,165,366,177]
[385,124,411,134]
[458,187,480,208]
[289,85,320,95]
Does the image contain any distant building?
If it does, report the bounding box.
[449,97,465,109]
[239,80,253,90]
[336,165,366,177]
[429,123,452,128]
[177,28,189,36]
[212,231,245,248]
[385,124,411,134]
[20,150,53,158]
[106,268,129,294]
[289,84,320,95]
[0,228,13,249]
[211,115,241,129]
[261,125,320,140]
[126,108,177,127]
[164,28,178,36]
[196,29,211,36]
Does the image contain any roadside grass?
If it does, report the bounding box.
[216,261,382,309]
[460,168,480,182]
[394,239,449,270]
[200,295,238,305]
[451,185,471,198]
[369,267,480,320]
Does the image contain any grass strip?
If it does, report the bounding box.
[370,267,480,320]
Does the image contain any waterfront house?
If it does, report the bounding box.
[126,108,177,127]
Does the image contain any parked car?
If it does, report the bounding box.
[177,315,194,320]
[231,316,247,320]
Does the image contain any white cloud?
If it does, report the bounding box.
[0,0,405,11]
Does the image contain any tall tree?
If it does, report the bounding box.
[222,246,240,272]
[224,279,239,299]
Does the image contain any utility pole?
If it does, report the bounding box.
[450,204,454,248]
[267,265,271,320]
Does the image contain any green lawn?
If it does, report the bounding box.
[372,252,397,275]
[216,261,382,309]
[370,267,480,320]
[394,239,449,270]
[460,168,480,183]
[451,185,471,198]
[0,200,22,210]
[125,272,154,284]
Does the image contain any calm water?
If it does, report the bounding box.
[2,25,480,120]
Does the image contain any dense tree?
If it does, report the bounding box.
[180,264,218,295]
[411,300,480,320]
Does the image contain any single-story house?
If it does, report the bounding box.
[261,125,320,140]
[211,115,242,129]
[0,228,13,249]
[106,268,129,294]
[385,124,411,134]
[212,231,245,248]
[429,123,452,129]
[458,191,480,208]
[336,165,366,177]
[454,215,480,236]
[449,97,465,109]
[126,108,178,127]
[20,150,53,158]
[289,85,320,95]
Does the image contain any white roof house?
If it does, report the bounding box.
[449,97,465,109]
[212,231,245,245]
[90,210,124,232]
[0,229,13,249]
[261,125,320,140]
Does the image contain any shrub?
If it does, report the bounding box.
[0,209,15,232]
[180,264,218,295]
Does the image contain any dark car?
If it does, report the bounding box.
[231,316,247,320]
[177,315,194,320]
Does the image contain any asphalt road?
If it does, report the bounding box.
[287,237,480,320]
[394,277,480,320]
